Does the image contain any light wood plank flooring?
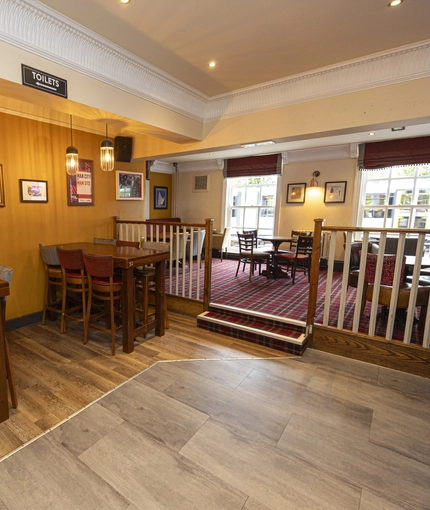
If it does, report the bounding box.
[0,312,290,459]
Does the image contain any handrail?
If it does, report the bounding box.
[308,220,430,349]
[113,216,213,311]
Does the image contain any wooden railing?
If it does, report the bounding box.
[307,219,430,376]
[113,217,213,315]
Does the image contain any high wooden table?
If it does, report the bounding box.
[59,243,170,353]
[0,279,10,423]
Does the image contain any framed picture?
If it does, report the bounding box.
[19,179,48,203]
[0,164,4,207]
[116,170,144,200]
[324,181,347,203]
[287,183,306,204]
[67,159,94,206]
[154,186,168,209]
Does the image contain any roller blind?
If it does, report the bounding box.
[224,154,282,178]
[359,136,430,170]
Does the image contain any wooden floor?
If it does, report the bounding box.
[0,312,290,459]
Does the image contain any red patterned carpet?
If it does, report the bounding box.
[206,258,422,344]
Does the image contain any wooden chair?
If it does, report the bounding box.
[83,253,122,355]
[360,253,430,331]
[135,241,170,335]
[186,229,206,267]
[0,265,17,408]
[39,244,63,325]
[236,232,270,281]
[116,240,140,249]
[94,237,117,245]
[274,235,313,284]
[56,247,88,334]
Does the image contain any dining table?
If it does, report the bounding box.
[58,242,170,353]
[0,279,10,423]
[257,235,293,278]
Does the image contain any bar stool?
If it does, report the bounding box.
[0,265,17,409]
[56,248,88,334]
[39,244,63,326]
[83,253,122,355]
[135,241,169,336]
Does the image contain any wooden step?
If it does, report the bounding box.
[197,303,308,355]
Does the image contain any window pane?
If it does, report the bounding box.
[244,208,258,227]
[232,187,245,206]
[244,187,260,206]
[230,207,243,228]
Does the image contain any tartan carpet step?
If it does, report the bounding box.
[197,307,307,355]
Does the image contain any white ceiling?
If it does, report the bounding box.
[4,0,430,163]
[37,0,430,98]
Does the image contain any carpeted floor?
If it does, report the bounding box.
[206,258,423,344]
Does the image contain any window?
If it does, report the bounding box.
[226,175,278,250]
[358,164,430,229]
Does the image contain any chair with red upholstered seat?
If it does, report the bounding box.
[274,235,313,284]
[83,253,122,355]
[360,253,430,331]
[135,241,169,335]
[56,247,88,334]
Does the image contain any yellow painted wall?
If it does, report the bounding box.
[0,112,147,320]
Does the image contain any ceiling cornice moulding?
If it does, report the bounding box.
[1,0,429,125]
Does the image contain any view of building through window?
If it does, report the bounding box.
[226,175,278,250]
[358,164,430,229]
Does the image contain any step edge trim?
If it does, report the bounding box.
[198,316,305,345]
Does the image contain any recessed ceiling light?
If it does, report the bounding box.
[208,61,216,68]
[368,132,375,136]
[388,0,403,6]
[118,0,131,4]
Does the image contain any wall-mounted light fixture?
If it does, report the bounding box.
[100,125,114,172]
[308,171,320,187]
[65,115,79,176]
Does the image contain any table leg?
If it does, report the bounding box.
[121,267,135,353]
[0,301,9,423]
[155,260,166,337]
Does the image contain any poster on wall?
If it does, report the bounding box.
[67,159,94,206]
[116,171,144,200]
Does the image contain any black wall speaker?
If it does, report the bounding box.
[114,136,133,162]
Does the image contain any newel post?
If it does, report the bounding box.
[203,218,214,311]
[307,218,325,346]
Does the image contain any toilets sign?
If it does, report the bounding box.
[21,64,67,98]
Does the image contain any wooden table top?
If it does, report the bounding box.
[56,242,170,269]
[0,280,10,299]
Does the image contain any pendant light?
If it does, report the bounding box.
[65,115,79,176]
[100,125,115,172]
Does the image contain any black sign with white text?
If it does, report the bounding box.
[21,64,68,98]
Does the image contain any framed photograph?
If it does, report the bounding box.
[324,181,347,203]
[0,164,4,207]
[116,170,144,200]
[19,179,48,203]
[154,186,168,209]
[68,159,94,206]
[287,183,306,204]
